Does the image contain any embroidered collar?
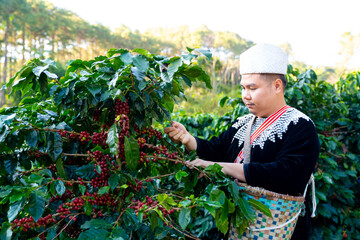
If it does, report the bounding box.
[231,108,311,149]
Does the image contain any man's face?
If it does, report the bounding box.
[240,74,277,118]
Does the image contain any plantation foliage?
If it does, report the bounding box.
[0,48,274,240]
[174,67,360,239]
[0,47,359,239]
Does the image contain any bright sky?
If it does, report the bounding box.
[47,0,359,68]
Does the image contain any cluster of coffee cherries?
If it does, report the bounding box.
[135,126,163,140]
[12,215,56,232]
[93,108,102,122]
[57,129,78,140]
[130,196,175,220]
[48,163,56,172]
[128,178,144,192]
[28,149,41,158]
[79,131,91,143]
[90,150,112,188]
[138,142,180,165]
[85,192,118,208]
[92,131,108,148]
[116,114,130,160]
[115,99,130,116]
[49,189,74,203]
[56,219,83,239]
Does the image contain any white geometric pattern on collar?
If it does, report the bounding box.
[231,108,311,149]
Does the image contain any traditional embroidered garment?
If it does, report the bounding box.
[195,107,319,240]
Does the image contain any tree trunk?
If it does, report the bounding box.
[0,20,10,107]
[22,26,26,65]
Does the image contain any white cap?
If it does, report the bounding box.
[240,43,288,75]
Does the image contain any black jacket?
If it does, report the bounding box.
[195,108,319,239]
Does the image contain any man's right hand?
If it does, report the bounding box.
[164,121,197,151]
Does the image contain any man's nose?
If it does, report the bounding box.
[242,89,251,99]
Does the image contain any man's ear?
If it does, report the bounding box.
[273,78,283,93]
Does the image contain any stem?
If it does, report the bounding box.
[167,220,201,240]
[145,154,212,181]
[113,203,135,227]
[62,153,89,157]
[139,172,176,183]
[51,213,80,240]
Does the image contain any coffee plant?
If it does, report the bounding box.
[0,48,270,239]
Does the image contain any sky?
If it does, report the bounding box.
[46,0,359,68]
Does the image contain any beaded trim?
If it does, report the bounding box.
[231,108,311,149]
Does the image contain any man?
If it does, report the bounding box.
[164,43,319,239]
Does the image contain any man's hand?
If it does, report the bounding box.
[187,158,247,182]
[164,121,197,151]
[187,158,212,169]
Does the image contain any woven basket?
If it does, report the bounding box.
[228,182,305,240]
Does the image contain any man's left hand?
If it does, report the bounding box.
[187,158,213,169]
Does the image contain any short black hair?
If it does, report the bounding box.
[240,73,288,90]
[260,73,287,89]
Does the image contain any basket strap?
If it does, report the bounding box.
[243,115,256,164]
[303,174,316,217]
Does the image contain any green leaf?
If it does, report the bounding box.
[108,174,121,190]
[186,47,195,53]
[81,219,111,229]
[33,65,49,77]
[46,132,63,161]
[179,200,191,207]
[214,212,228,234]
[175,170,189,182]
[132,48,152,58]
[120,52,133,65]
[28,192,46,222]
[0,189,12,198]
[238,197,255,221]
[197,49,212,60]
[132,55,149,72]
[124,136,140,170]
[86,85,102,97]
[96,164,102,175]
[98,186,110,195]
[228,181,241,203]
[316,191,327,201]
[38,72,48,93]
[78,228,109,240]
[219,96,229,107]
[179,208,191,229]
[76,165,96,180]
[4,158,17,175]
[26,130,38,148]
[167,58,182,79]
[0,125,10,143]
[7,197,25,222]
[131,67,146,90]
[55,180,66,196]
[84,201,93,216]
[79,184,86,195]
[44,70,58,79]
[150,211,158,231]
[180,73,192,87]
[0,222,13,240]
[110,227,128,240]
[106,124,119,156]
[56,158,67,179]
[210,189,226,205]
[248,199,272,218]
